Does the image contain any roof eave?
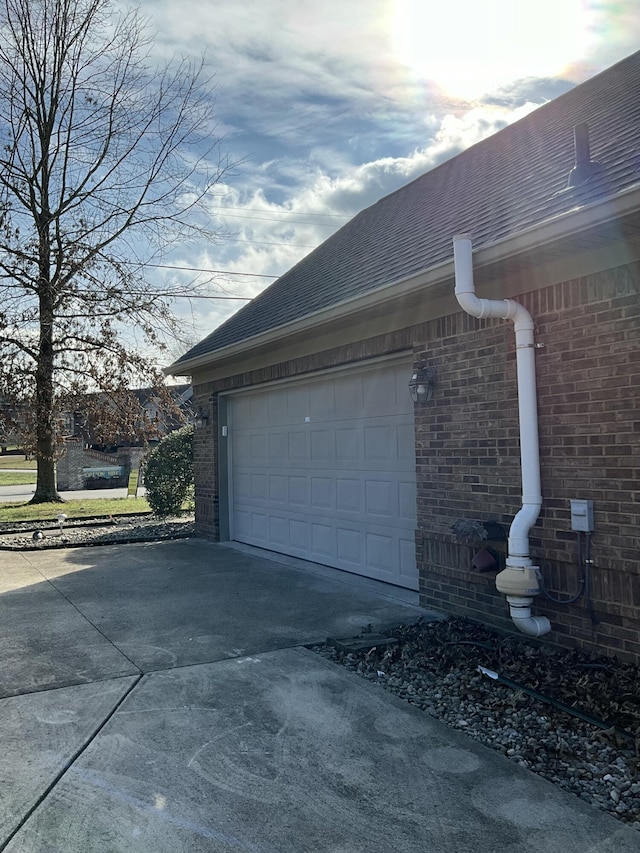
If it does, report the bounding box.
[164,182,640,377]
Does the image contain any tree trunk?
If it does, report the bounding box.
[31,222,63,504]
[31,344,62,502]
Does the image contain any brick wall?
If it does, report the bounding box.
[192,260,640,662]
[192,393,219,539]
[414,261,640,661]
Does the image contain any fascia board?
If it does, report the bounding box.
[165,183,640,377]
[163,264,448,376]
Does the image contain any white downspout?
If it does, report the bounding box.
[452,234,551,638]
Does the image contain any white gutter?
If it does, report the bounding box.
[453,234,551,638]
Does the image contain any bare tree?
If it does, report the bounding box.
[0,0,231,501]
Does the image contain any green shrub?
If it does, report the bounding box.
[143,425,194,517]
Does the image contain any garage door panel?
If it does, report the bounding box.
[252,513,268,541]
[288,431,309,460]
[397,423,415,460]
[335,376,363,417]
[288,476,308,505]
[229,361,418,590]
[237,507,416,584]
[363,371,398,416]
[268,389,288,425]
[234,510,269,543]
[235,472,251,500]
[365,480,393,516]
[235,468,415,522]
[312,523,335,558]
[235,434,251,462]
[233,395,254,423]
[250,473,268,501]
[311,429,334,460]
[269,515,288,546]
[250,395,269,423]
[364,425,393,461]
[287,385,309,421]
[336,428,360,461]
[268,433,287,460]
[269,475,287,503]
[337,528,361,564]
[234,509,250,538]
[289,519,309,550]
[366,532,394,571]
[400,537,418,577]
[336,478,360,512]
[399,480,417,520]
[311,477,334,509]
[248,433,266,462]
[310,382,335,419]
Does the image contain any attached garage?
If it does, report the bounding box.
[170,53,640,661]
[224,358,418,589]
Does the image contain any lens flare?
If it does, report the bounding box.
[392,0,598,100]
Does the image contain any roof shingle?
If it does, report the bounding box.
[176,51,640,366]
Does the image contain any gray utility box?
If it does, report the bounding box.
[569,499,594,532]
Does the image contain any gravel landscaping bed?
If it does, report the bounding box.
[0,514,194,549]
[311,616,640,828]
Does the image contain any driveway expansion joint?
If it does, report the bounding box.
[0,674,143,853]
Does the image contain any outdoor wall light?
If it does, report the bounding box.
[194,408,209,429]
[409,364,436,403]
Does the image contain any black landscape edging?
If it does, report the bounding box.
[0,512,154,535]
[0,530,193,551]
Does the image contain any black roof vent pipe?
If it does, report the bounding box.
[567,123,605,187]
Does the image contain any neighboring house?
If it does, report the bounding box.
[167,53,640,662]
[60,384,193,450]
[55,385,193,490]
[129,384,194,444]
[0,398,30,453]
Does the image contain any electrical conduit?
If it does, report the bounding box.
[452,234,550,637]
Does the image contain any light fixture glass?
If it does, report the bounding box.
[194,408,209,429]
[409,365,436,403]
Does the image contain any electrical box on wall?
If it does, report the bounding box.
[570,499,594,532]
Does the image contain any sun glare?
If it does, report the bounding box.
[392,0,596,100]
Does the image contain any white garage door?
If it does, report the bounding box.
[228,359,418,589]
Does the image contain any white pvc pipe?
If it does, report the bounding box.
[453,234,550,638]
[453,234,542,561]
[506,597,551,638]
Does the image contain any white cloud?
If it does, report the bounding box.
[215,100,541,257]
[130,0,640,363]
[165,99,542,343]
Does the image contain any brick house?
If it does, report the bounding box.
[167,52,640,661]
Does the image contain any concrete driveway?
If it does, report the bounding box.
[0,539,637,852]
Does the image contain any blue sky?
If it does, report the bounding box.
[135,0,640,359]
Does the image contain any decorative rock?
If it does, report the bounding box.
[1,515,194,550]
[311,615,640,829]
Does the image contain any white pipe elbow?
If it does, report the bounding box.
[508,503,542,558]
[502,298,536,332]
[453,236,516,322]
[506,596,551,637]
[455,290,512,321]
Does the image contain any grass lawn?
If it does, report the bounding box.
[0,472,37,486]
[0,455,37,470]
[0,496,151,523]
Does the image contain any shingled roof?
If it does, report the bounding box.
[173,51,640,368]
